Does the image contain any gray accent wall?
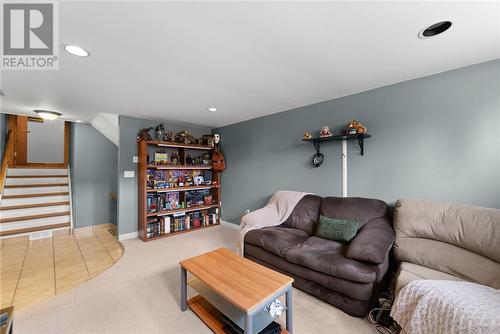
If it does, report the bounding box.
[70,123,118,228]
[117,116,211,235]
[215,59,500,223]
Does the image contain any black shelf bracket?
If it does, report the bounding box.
[313,139,320,154]
[357,135,365,156]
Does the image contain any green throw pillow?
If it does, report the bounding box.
[315,215,359,242]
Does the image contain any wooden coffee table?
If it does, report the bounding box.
[180,248,294,334]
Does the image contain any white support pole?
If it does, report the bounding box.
[341,140,347,197]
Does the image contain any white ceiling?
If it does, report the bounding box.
[1,1,500,128]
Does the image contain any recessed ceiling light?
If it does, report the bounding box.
[34,110,62,120]
[419,21,452,39]
[64,45,90,57]
[207,107,219,112]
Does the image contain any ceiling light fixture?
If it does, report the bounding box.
[34,110,62,120]
[419,21,452,39]
[207,107,219,112]
[64,45,90,57]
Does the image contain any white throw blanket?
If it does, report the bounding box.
[391,280,500,334]
[237,191,311,255]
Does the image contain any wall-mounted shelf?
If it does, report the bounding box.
[302,133,371,156]
[302,133,372,197]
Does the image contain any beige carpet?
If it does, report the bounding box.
[15,223,377,334]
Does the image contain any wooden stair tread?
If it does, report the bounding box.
[7,175,67,178]
[2,192,69,199]
[0,211,70,223]
[0,222,70,236]
[5,183,68,188]
[0,201,70,211]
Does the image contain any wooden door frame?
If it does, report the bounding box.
[7,115,71,167]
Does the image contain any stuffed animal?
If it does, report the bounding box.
[137,127,153,142]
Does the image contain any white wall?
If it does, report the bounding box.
[28,119,65,163]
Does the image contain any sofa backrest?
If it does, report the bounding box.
[320,197,389,229]
[393,198,500,289]
[281,194,322,235]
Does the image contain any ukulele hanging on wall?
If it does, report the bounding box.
[211,134,226,172]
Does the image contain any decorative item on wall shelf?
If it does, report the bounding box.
[137,127,153,142]
[346,120,367,135]
[303,132,312,140]
[320,126,333,138]
[312,152,324,167]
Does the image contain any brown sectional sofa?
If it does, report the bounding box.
[244,195,394,317]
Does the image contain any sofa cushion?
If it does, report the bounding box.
[244,227,309,258]
[315,215,359,242]
[281,194,322,235]
[285,236,379,283]
[395,262,464,295]
[245,243,376,301]
[321,197,388,229]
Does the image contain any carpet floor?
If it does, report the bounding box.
[15,223,377,334]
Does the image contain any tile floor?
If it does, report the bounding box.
[0,224,123,309]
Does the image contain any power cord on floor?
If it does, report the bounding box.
[368,292,401,334]
[368,308,399,334]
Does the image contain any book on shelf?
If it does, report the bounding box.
[145,207,219,238]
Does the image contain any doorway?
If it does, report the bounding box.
[7,115,70,167]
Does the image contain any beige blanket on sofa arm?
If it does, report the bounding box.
[237,191,312,255]
[391,279,500,334]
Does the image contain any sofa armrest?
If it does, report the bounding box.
[345,218,394,264]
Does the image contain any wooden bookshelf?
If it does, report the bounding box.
[138,140,221,242]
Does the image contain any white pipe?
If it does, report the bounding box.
[341,140,347,197]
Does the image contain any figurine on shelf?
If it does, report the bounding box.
[186,155,194,165]
[171,152,179,165]
[202,152,211,165]
[164,131,174,142]
[201,135,215,148]
[303,132,312,140]
[204,195,213,205]
[175,130,190,144]
[155,124,165,141]
[194,175,204,186]
[136,127,153,142]
[346,120,367,135]
[320,126,333,138]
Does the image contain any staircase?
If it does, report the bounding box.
[0,167,73,238]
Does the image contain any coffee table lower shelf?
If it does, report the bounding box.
[188,296,288,334]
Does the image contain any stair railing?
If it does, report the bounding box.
[0,130,14,198]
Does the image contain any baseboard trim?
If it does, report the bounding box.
[221,220,239,229]
[119,231,138,241]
